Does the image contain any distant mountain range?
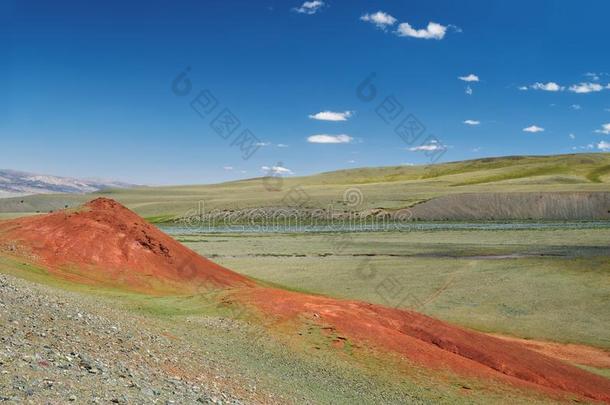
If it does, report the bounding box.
[0,169,137,197]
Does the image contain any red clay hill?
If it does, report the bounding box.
[0,198,609,403]
[0,198,252,292]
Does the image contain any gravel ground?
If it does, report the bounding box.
[0,273,275,404]
[0,272,562,405]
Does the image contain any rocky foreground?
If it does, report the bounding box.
[0,273,272,404]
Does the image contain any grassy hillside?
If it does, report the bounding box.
[0,256,574,404]
[180,228,610,350]
[1,153,609,220]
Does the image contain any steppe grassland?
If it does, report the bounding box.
[178,228,610,351]
[1,154,609,219]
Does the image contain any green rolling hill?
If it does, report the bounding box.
[1,153,609,221]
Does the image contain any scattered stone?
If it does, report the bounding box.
[0,273,262,404]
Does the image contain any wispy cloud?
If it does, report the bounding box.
[463,119,480,126]
[276,143,289,148]
[530,82,564,92]
[261,165,294,175]
[519,80,610,93]
[584,72,605,81]
[307,134,353,144]
[572,144,594,151]
[309,110,353,121]
[598,141,610,151]
[293,1,324,15]
[571,104,582,110]
[396,21,448,40]
[585,72,600,81]
[458,74,479,82]
[595,123,610,135]
[523,125,544,133]
[223,166,234,171]
[408,140,444,151]
[569,82,605,93]
[360,11,397,30]
[569,133,576,139]
[460,75,478,95]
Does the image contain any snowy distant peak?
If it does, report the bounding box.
[0,169,137,197]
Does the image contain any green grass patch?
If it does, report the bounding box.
[574,365,610,380]
[586,164,610,183]
[184,229,610,349]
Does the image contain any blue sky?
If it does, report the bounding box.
[2,0,610,185]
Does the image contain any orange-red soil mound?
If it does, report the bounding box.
[238,288,610,402]
[1,198,608,402]
[0,198,251,292]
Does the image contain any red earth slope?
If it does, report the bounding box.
[239,287,610,402]
[0,198,252,292]
[0,198,608,402]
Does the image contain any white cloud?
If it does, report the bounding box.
[458,74,479,82]
[598,141,610,151]
[293,1,324,15]
[569,133,576,139]
[360,11,397,29]
[471,147,482,152]
[276,143,289,148]
[572,144,594,151]
[460,75,478,95]
[363,15,458,40]
[520,78,609,94]
[396,21,447,40]
[530,82,564,92]
[223,166,234,171]
[523,125,544,133]
[595,123,610,135]
[309,110,353,121]
[605,108,610,112]
[261,165,294,175]
[408,140,444,151]
[569,82,604,93]
[571,104,582,110]
[585,72,602,81]
[347,159,356,164]
[307,134,353,144]
[400,162,415,166]
[255,142,271,147]
[449,25,463,33]
[463,119,480,126]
